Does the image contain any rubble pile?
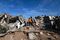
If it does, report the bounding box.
[0,14,60,40]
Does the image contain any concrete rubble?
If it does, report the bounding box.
[0,14,60,40]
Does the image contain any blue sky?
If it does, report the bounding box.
[0,0,60,18]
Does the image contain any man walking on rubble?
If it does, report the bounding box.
[27,17,33,26]
[27,17,36,26]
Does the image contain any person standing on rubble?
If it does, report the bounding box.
[27,17,36,26]
[27,17,33,26]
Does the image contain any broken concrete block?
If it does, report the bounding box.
[28,33,37,40]
[40,31,44,35]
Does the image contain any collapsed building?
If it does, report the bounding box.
[0,14,25,34]
[0,14,60,40]
[35,16,60,32]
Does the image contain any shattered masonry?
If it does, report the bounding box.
[0,14,60,40]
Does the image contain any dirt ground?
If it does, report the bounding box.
[0,30,60,40]
[0,32,28,40]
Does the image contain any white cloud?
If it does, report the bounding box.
[21,8,58,18]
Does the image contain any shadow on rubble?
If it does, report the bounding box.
[0,25,8,37]
[0,25,8,34]
[43,26,60,35]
